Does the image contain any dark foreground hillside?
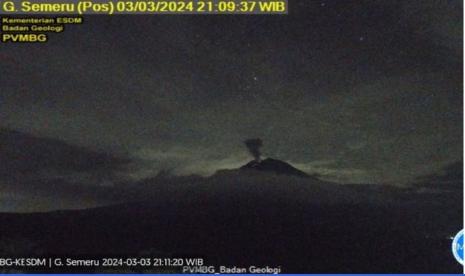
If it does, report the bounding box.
[0,175,462,273]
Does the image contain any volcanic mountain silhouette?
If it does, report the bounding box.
[240,158,310,178]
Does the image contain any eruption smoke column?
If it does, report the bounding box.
[244,138,263,162]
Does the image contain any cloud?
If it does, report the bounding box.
[291,160,375,184]
[130,146,250,178]
[0,128,130,183]
[414,161,463,190]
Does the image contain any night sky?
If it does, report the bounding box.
[1,0,463,186]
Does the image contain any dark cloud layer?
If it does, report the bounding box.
[0,129,129,177]
[0,0,462,184]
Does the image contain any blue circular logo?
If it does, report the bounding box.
[452,229,464,265]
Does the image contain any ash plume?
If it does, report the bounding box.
[244,138,263,162]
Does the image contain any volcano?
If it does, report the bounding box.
[240,158,310,178]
